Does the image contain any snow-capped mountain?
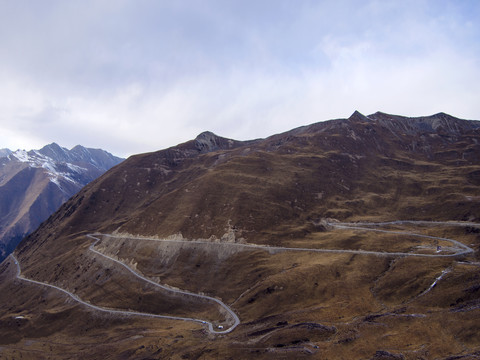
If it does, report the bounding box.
[0,149,12,157]
[0,143,123,261]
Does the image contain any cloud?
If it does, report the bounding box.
[0,0,479,157]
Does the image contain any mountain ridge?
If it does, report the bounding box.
[18,111,480,245]
[0,143,123,261]
[2,111,480,359]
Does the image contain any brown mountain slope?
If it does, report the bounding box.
[1,112,480,359]
[21,111,480,244]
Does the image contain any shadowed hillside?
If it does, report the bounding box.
[0,144,124,262]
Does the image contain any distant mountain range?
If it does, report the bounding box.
[0,143,123,261]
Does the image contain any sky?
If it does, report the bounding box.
[0,0,479,158]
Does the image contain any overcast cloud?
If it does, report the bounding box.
[0,0,479,157]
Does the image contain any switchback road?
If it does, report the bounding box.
[9,220,477,335]
[9,254,223,326]
[10,243,239,334]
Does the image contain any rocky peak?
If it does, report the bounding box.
[70,145,123,170]
[348,110,372,122]
[368,111,480,136]
[195,131,234,153]
[38,143,70,163]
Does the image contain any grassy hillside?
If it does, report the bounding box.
[1,112,479,359]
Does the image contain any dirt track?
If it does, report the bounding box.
[10,220,477,336]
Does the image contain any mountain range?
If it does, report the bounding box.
[0,143,123,262]
[0,112,479,359]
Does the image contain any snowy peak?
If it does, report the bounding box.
[38,143,70,163]
[0,148,12,157]
[70,145,122,170]
[6,144,123,189]
[0,143,123,261]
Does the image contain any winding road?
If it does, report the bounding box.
[10,235,240,335]
[102,220,475,258]
[9,220,477,335]
[88,234,239,334]
[10,253,219,326]
[328,221,474,257]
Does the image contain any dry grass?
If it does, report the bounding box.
[2,222,479,359]
[2,114,480,358]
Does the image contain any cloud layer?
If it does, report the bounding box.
[1,0,479,157]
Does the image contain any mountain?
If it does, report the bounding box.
[0,143,124,261]
[0,148,12,157]
[1,112,479,359]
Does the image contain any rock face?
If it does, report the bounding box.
[2,112,480,359]
[0,143,123,261]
